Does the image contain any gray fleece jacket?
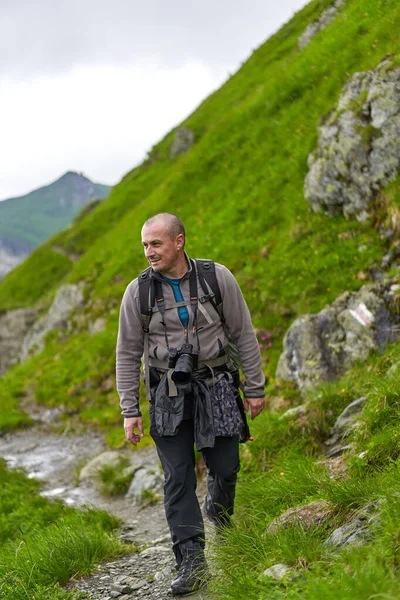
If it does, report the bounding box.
[116,257,265,418]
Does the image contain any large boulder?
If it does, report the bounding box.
[20,283,84,361]
[299,0,345,50]
[0,308,39,375]
[276,280,400,391]
[305,59,400,222]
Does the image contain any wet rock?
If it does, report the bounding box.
[126,467,163,503]
[21,283,85,361]
[262,563,293,580]
[299,0,345,49]
[276,280,400,391]
[267,501,334,534]
[325,501,381,547]
[305,59,400,221]
[170,127,195,158]
[0,308,39,375]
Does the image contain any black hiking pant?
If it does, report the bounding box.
[149,414,240,555]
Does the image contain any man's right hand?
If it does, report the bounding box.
[124,416,144,446]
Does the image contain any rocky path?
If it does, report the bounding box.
[0,424,212,599]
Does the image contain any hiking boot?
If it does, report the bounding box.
[171,539,208,596]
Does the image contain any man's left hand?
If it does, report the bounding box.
[244,397,265,420]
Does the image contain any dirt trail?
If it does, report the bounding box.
[0,425,212,599]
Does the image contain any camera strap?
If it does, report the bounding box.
[188,259,200,354]
[153,278,170,352]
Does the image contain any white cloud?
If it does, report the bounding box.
[0,62,223,198]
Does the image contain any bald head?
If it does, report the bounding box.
[143,212,185,241]
[141,213,187,277]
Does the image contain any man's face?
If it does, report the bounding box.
[141,221,184,274]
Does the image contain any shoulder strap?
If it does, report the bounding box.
[195,259,224,323]
[138,266,154,332]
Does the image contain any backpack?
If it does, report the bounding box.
[138,259,240,370]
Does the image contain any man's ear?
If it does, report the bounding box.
[176,233,185,250]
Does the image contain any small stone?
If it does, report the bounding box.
[109,592,122,599]
[262,563,292,580]
[140,546,171,558]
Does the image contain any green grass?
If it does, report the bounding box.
[0,460,126,600]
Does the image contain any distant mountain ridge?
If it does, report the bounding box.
[0,171,111,277]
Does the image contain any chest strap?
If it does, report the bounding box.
[148,355,228,370]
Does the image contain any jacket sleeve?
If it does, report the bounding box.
[116,281,144,418]
[216,264,265,398]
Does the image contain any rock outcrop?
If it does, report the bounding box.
[276,279,400,391]
[305,59,400,222]
[325,500,382,547]
[0,308,40,375]
[299,0,345,50]
[170,127,195,158]
[20,283,84,361]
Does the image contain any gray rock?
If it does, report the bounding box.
[0,242,27,278]
[262,563,293,580]
[325,501,381,547]
[88,317,107,336]
[305,59,400,221]
[79,451,130,482]
[0,308,39,375]
[20,283,84,361]
[267,501,334,534]
[170,127,195,158]
[324,396,367,458]
[299,0,345,49]
[276,280,400,391]
[140,546,171,558]
[110,582,133,594]
[126,467,162,502]
[333,396,367,430]
[279,405,306,420]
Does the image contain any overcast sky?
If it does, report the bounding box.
[0,0,308,200]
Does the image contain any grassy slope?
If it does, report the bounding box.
[1,0,399,446]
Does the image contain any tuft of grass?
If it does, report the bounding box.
[97,455,133,496]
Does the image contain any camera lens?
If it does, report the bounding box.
[171,353,194,385]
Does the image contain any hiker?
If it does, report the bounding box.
[116,212,265,595]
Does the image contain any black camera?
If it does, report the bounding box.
[168,343,199,385]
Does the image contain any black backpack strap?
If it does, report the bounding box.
[138,267,154,332]
[195,259,224,323]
